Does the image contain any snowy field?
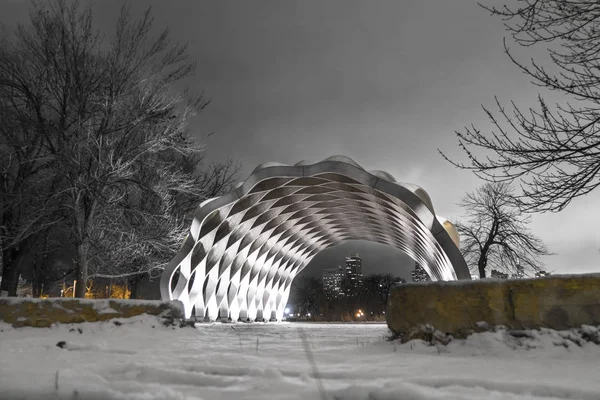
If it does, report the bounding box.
[1,317,600,400]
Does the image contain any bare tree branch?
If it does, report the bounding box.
[441,1,600,212]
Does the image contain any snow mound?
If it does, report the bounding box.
[397,324,600,356]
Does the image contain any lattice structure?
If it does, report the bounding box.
[160,156,470,320]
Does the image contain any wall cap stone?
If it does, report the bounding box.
[0,298,184,328]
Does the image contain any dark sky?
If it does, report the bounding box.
[2,0,598,278]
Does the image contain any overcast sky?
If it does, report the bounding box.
[2,0,598,278]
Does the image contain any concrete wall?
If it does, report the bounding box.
[387,274,600,337]
[0,298,184,328]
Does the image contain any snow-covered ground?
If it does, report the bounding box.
[1,317,599,400]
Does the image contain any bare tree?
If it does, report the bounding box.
[86,156,239,282]
[441,1,600,212]
[0,0,237,297]
[454,183,551,278]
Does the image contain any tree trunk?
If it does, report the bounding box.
[39,233,50,297]
[73,193,95,299]
[74,241,88,298]
[31,240,41,297]
[32,259,39,297]
[129,275,141,299]
[0,248,20,296]
[478,258,487,278]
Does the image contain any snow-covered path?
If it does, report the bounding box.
[1,318,599,399]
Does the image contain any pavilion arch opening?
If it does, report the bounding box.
[287,240,419,320]
[160,156,471,321]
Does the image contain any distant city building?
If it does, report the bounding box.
[490,269,509,279]
[411,262,431,283]
[322,266,344,299]
[535,270,551,278]
[344,254,363,295]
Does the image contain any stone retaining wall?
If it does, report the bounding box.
[386,274,600,337]
[0,298,184,328]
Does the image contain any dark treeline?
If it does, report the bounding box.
[0,0,238,298]
[288,274,405,321]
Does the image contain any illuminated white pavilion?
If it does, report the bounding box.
[160,156,470,320]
